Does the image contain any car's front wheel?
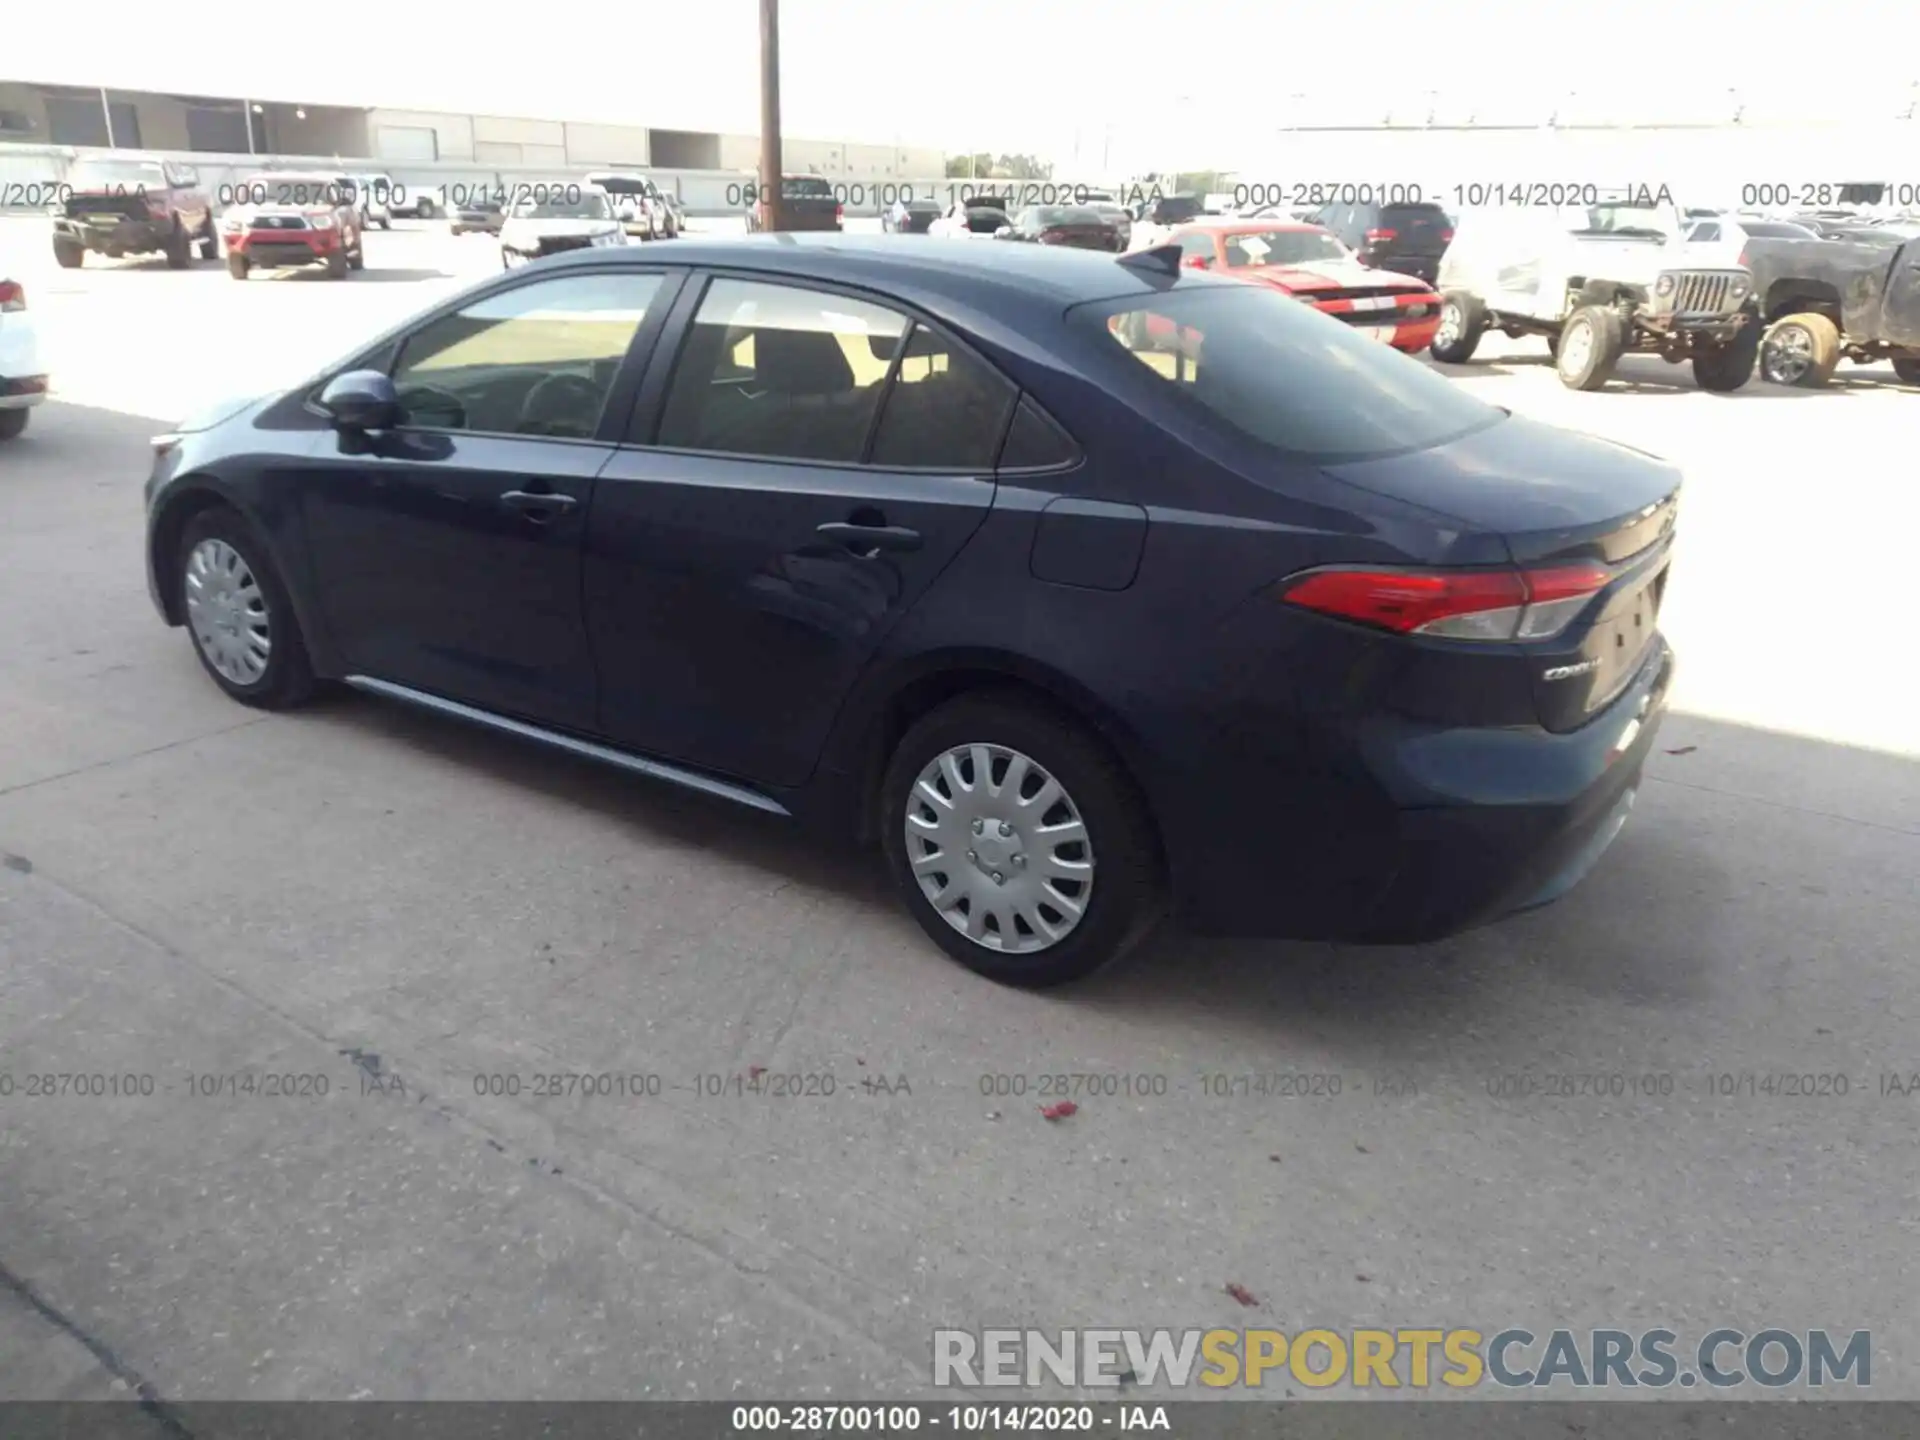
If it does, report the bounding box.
[177,510,316,710]
[1555,306,1626,390]
[1760,313,1840,388]
[1893,357,1920,385]
[227,253,249,280]
[880,693,1163,988]
[53,239,84,269]
[0,409,29,441]
[164,223,192,269]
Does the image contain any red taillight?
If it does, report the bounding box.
[1364,227,1397,243]
[1440,229,1454,243]
[1736,248,1748,267]
[1278,562,1612,641]
[0,280,23,312]
[835,203,844,221]
[1040,227,1067,243]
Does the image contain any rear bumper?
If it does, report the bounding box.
[1168,636,1675,943]
[53,216,167,252]
[0,324,47,409]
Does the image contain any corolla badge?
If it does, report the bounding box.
[1543,658,1602,681]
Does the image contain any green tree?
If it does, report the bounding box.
[946,153,996,178]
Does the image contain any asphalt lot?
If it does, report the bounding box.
[1,217,1917,1406]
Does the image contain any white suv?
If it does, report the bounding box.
[1429,203,1757,391]
[0,272,48,441]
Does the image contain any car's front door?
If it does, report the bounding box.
[586,273,1012,788]
[1881,241,1920,346]
[300,267,676,729]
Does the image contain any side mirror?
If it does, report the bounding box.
[1183,255,1209,270]
[317,370,400,432]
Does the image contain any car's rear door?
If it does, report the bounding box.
[1880,240,1920,346]
[585,272,1012,787]
[298,266,682,730]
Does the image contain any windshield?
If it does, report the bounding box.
[1086,286,1501,463]
[592,177,652,197]
[514,192,613,220]
[1219,229,1351,267]
[69,159,166,189]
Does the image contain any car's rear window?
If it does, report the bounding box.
[1157,197,1205,222]
[783,178,835,199]
[1381,203,1449,226]
[1085,286,1501,463]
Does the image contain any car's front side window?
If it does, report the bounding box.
[388,271,664,438]
[654,278,908,464]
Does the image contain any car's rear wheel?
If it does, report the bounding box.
[177,510,315,710]
[1892,357,1920,384]
[325,250,349,279]
[347,239,365,271]
[1428,292,1486,364]
[227,253,249,280]
[0,410,29,441]
[1760,313,1841,388]
[164,223,192,269]
[880,693,1163,988]
[1555,306,1625,391]
[197,219,220,260]
[52,240,84,269]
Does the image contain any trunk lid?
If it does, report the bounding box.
[65,190,157,224]
[1323,412,1681,732]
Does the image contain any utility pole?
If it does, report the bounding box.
[759,0,784,231]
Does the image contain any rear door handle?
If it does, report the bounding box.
[500,489,578,517]
[816,521,922,553]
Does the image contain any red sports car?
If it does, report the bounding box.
[1161,220,1442,352]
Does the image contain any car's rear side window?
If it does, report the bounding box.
[867,325,1017,471]
[1088,286,1500,463]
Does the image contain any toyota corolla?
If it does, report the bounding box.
[143,236,1676,987]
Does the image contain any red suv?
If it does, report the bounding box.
[221,173,365,280]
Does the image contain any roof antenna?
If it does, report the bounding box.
[1118,242,1182,277]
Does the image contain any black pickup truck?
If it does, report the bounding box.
[1738,232,1920,386]
[746,176,843,233]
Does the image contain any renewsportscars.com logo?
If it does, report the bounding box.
[933,1328,1872,1391]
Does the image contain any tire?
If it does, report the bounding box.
[879,692,1164,988]
[1555,305,1626,391]
[1893,357,1920,385]
[325,250,349,279]
[1428,292,1486,364]
[0,409,28,442]
[53,240,83,269]
[176,509,316,711]
[197,219,220,260]
[227,253,249,280]
[164,223,192,269]
[1759,312,1841,388]
[1692,318,1760,393]
[417,199,437,220]
[347,240,365,272]
[379,216,392,231]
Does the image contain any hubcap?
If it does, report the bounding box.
[184,538,271,685]
[1435,302,1461,348]
[1762,326,1812,384]
[1559,319,1593,376]
[903,743,1095,954]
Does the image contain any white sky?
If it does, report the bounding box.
[12,0,1919,167]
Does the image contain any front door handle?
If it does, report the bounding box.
[500,489,578,518]
[816,521,922,553]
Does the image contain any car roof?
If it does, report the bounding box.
[533,233,1219,314]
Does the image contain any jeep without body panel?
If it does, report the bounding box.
[1429,202,1758,391]
[51,157,217,269]
[1725,233,1920,387]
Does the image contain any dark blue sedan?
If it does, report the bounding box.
[143,235,1677,987]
